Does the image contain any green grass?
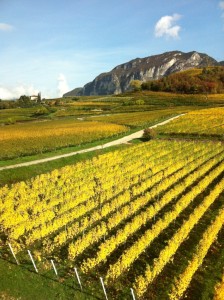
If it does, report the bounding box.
[0,259,98,300]
[0,107,41,124]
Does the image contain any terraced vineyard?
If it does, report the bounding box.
[1,139,224,299]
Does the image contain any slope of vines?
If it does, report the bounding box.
[0,139,224,299]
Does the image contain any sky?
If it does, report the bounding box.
[0,0,224,99]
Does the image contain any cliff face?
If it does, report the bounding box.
[64,51,219,96]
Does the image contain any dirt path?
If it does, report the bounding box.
[0,114,184,171]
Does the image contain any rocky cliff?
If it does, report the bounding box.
[64,51,219,96]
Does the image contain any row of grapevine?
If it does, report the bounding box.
[169,177,224,299]
[1,139,224,299]
[1,141,174,236]
[26,141,184,247]
[133,164,224,297]
[69,145,223,262]
[214,272,224,300]
[1,140,198,249]
[0,119,128,159]
[104,154,224,282]
[80,148,224,273]
[156,107,224,137]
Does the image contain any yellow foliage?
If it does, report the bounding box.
[0,120,128,159]
[214,274,224,300]
[157,107,224,137]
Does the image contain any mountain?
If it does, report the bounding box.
[64,51,219,97]
[64,87,83,97]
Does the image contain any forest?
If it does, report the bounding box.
[141,67,224,94]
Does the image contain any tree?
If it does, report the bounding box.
[135,99,145,105]
[143,128,157,140]
[130,80,142,91]
[33,107,49,116]
[55,99,61,106]
[37,92,41,103]
[18,95,33,107]
[141,81,152,90]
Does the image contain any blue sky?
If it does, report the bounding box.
[0,0,224,99]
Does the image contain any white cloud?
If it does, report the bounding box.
[219,1,224,10]
[154,14,182,39]
[219,1,224,21]
[0,85,39,100]
[57,73,69,97]
[0,23,14,32]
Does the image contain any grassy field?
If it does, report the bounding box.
[0,258,99,300]
[0,107,44,124]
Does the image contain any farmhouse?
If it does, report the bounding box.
[30,92,41,102]
[30,95,38,101]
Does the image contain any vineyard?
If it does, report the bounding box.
[1,139,224,299]
[0,120,128,160]
[0,107,187,161]
[156,107,224,138]
[86,108,186,127]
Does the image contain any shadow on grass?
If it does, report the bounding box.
[0,253,102,300]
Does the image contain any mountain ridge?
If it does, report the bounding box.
[64,50,221,97]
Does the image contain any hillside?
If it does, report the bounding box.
[64,50,220,96]
[141,66,224,93]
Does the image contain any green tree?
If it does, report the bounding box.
[130,80,142,91]
[18,95,33,107]
[143,128,157,140]
[33,106,49,116]
[135,99,145,105]
[37,92,42,103]
[141,81,152,90]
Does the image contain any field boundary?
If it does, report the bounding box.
[0,114,184,171]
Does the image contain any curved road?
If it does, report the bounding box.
[0,114,184,171]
